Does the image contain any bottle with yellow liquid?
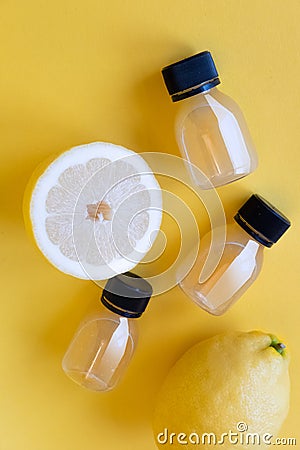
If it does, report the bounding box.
[179,195,291,315]
[162,51,258,189]
[62,272,152,391]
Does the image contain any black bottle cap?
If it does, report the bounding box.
[101,272,153,319]
[162,50,220,102]
[234,194,291,248]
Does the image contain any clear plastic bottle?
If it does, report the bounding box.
[62,272,152,392]
[179,194,291,315]
[162,51,258,189]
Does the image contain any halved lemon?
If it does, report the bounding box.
[27,142,162,280]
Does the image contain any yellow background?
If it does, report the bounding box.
[1,1,300,449]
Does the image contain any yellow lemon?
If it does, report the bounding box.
[24,142,162,280]
[153,331,290,450]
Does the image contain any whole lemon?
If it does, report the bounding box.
[153,331,290,450]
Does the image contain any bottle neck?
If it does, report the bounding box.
[234,214,273,248]
[100,292,143,319]
[171,77,220,102]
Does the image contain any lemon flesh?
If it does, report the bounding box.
[28,142,162,279]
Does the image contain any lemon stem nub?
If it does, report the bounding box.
[271,342,286,355]
[86,201,112,221]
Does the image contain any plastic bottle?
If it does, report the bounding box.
[179,194,291,315]
[162,51,258,189]
[62,272,152,391]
